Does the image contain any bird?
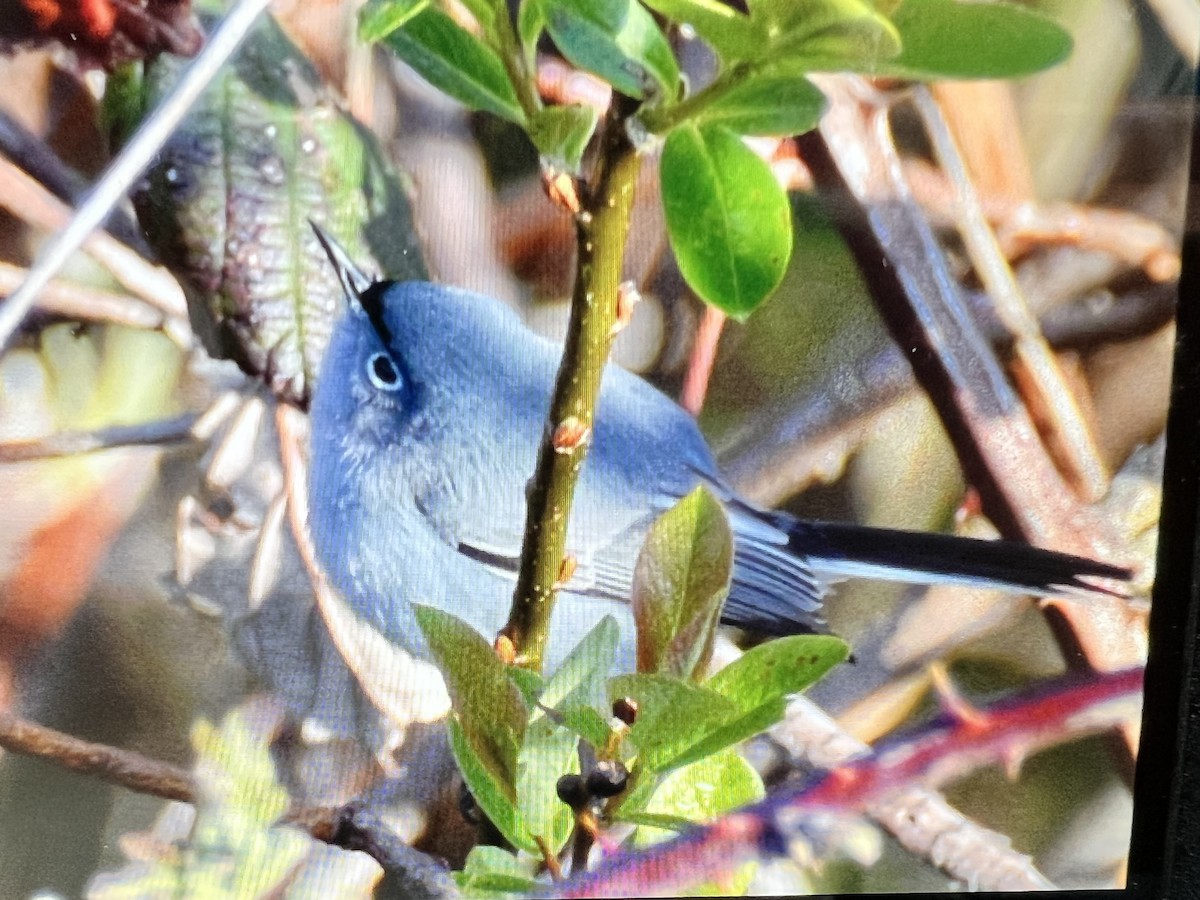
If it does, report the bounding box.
[306,226,1130,673]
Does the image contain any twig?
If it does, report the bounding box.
[796,79,1144,696]
[901,158,1181,285]
[912,85,1111,503]
[0,156,187,321]
[0,261,191,343]
[769,694,1054,890]
[0,0,272,353]
[504,103,642,671]
[0,711,195,802]
[0,413,200,462]
[0,710,455,893]
[679,305,726,416]
[0,111,149,253]
[548,668,1143,898]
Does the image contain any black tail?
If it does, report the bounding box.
[788,519,1131,597]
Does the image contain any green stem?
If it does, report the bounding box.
[492,1,542,123]
[504,111,640,672]
[639,60,752,134]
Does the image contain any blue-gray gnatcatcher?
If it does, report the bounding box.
[307,227,1129,672]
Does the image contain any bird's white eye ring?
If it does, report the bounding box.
[366,352,402,391]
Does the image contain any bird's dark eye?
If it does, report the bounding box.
[366,352,402,391]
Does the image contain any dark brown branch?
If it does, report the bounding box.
[0,711,195,802]
[794,80,1143,690]
[0,710,455,892]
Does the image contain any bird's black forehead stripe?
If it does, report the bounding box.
[358,280,394,346]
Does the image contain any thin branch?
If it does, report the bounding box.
[548,668,1143,898]
[504,104,642,671]
[901,157,1181,285]
[679,305,726,416]
[0,0,272,353]
[0,156,188,321]
[796,79,1144,698]
[0,111,149,253]
[912,85,1111,503]
[0,413,200,462]
[0,710,454,892]
[769,694,1054,890]
[0,261,191,344]
[0,711,195,803]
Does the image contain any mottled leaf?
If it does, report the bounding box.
[632,487,733,679]
[706,634,848,710]
[130,13,425,406]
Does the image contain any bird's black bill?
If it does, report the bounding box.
[310,222,375,306]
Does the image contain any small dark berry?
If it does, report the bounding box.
[612,697,639,725]
[586,759,628,798]
[556,773,590,810]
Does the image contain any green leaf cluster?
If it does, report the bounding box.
[418,489,847,893]
[359,0,1072,321]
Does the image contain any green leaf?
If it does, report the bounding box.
[376,4,526,123]
[508,666,546,709]
[639,0,757,61]
[541,615,620,710]
[693,71,826,136]
[876,0,1073,80]
[607,673,739,773]
[658,699,786,772]
[129,11,426,407]
[706,634,849,710]
[414,605,528,780]
[529,104,601,173]
[632,487,733,679]
[449,717,533,852]
[634,748,764,839]
[661,122,792,319]
[456,846,543,897]
[359,0,430,41]
[559,703,614,749]
[543,0,680,100]
[516,712,580,854]
[518,0,547,67]
[757,0,901,65]
[630,749,764,896]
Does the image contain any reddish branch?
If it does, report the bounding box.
[550,668,1144,898]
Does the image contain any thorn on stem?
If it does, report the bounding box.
[929,662,989,731]
[611,281,641,336]
[555,553,577,589]
[553,417,591,454]
[542,167,583,215]
[494,633,517,666]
